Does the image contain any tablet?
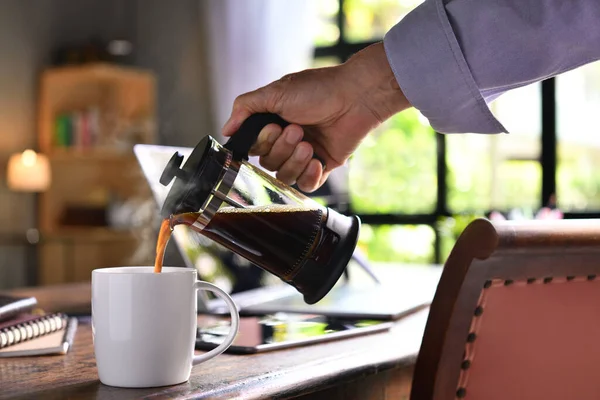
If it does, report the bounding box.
[196,313,393,354]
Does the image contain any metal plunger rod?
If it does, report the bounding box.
[212,190,246,209]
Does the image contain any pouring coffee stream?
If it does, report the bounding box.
[155,113,362,305]
[154,213,197,274]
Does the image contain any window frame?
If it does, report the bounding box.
[314,0,600,264]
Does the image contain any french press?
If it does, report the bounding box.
[159,113,360,304]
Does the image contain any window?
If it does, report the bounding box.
[447,84,542,213]
[313,0,600,264]
[556,61,600,211]
[349,109,437,215]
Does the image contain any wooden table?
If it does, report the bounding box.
[0,268,439,400]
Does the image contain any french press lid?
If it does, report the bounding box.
[159,114,289,218]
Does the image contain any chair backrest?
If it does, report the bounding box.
[411,218,600,400]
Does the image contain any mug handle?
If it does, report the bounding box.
[192,281,240,366]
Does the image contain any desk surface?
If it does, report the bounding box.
[0,266,440,400]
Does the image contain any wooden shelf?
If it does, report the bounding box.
[36,63,157,285]
[41,63,155,81]
[46,147,137,162]
[43,227,144,241]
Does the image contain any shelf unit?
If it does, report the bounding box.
[37,63,157,285]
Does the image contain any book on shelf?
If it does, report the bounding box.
[54,107,100,151]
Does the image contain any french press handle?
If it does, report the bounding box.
[224,113,290,161]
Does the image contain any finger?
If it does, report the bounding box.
[222,106,252,138]
[276,142,313,185]
[259,124,303,171]
[296,159,323,193]
[248,124,282,157]
[222,86,273,137]
[319,169,332,187]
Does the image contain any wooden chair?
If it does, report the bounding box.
[411,218,600,400]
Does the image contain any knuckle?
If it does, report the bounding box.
[280,73,295,82]
[232,93,247,109]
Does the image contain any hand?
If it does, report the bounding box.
[222,42,411,192]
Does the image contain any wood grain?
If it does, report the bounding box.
[0,284,429,399]
[8,283,92,315]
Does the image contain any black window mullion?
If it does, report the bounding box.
[541,78,557,208]
[338,0,345,46]
[435,132,448,216]
[434,132,448,263]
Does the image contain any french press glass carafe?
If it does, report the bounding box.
[159,114,360,304]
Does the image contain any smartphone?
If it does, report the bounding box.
[196,313,393,354]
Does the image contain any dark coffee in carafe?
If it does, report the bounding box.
[200,205,338,280]
[155,205,341,282]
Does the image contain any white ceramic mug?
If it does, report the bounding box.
[92,266,239,388]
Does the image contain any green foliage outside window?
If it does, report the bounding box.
[557,62,600,211]
[343,0,422,43]
[558,148,600,210]
[357,224,435,264]
[313,0,340,46]
[349,109,437,214]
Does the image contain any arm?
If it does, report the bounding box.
[385,0,600,134]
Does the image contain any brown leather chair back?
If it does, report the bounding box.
[411,218,600,400]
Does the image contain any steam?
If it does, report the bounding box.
[126,197,161,265]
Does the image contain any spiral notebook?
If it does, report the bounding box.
[0,313,78,357]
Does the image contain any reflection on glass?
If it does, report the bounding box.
[447,84,542,212]
[349,109,436,214]
[357,224,435,263]
[313,0,340,46]
[343,0,423,43]
[557,61,600,211]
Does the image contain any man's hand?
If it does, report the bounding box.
[222,42,410,192]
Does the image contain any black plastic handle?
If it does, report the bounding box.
[224,113,290,161]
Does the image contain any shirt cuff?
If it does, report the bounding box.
[383,0,507,134]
